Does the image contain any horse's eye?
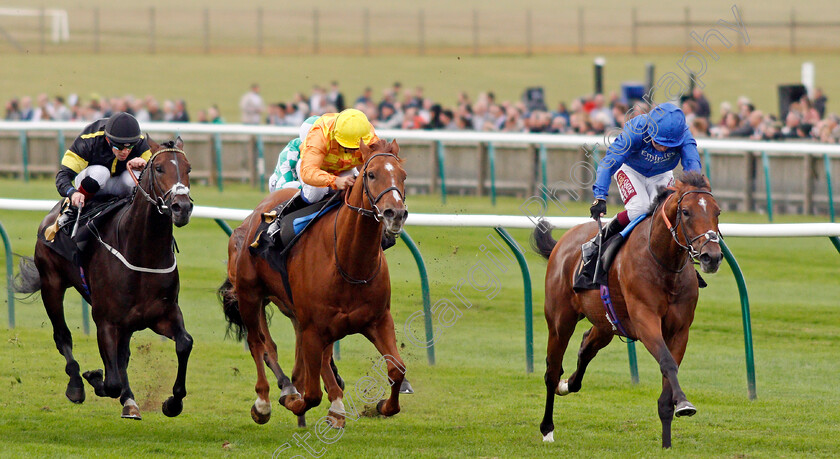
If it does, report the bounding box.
[681,209,690,217]
[187,167,192,174]
[155,165,164,173]
[367,172,375,180]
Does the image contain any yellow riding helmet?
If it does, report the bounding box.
[333,109,374,148]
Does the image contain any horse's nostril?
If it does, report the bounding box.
[171,203,181,213]
[699,253,711,264]
[383,209,395,219]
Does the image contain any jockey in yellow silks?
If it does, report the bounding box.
[297,108,379,203]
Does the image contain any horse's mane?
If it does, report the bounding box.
[647,171,710,214]
[159,139,177,149]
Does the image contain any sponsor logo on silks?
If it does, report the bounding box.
[640,147,678,164]
[616,171,637,202]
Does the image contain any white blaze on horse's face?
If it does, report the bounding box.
[699,197,707,212]
[170,183,190,196]
[384,162,402,202]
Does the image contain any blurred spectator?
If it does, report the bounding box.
[800,95,821,125]
[208,105,225,124]
[326,81,345,112]
[4,98,22,120]
[172,99,190,122]
[196,109,209,123]
[239,83,264,124]
[691,87,711,119]
[266,103,286,125]
[690,117,710,138]
[375,103,403,129]
[355,87,373,105]
[19,96,34,120]
[309,85,326,115]
[731,110,763,137]
[52,96,72,121]
[813,88,827,119]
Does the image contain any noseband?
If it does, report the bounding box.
[343,152,405,222]
[132,147,191,217]
[651,189,720,271]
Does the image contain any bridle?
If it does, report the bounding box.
[131,147,191,217]
[342,152,405,222]
[649,189,720,272]
[334,151,405,284]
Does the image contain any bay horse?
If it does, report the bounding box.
[15,137,194,420]
[220,138,408,427]
[532,171,722,448]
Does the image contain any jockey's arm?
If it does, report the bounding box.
[298,144,337,189]
[679,137,703,172]
[592,126,637,200]
[55,147,88,198]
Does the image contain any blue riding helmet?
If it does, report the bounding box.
[646,103,687,148]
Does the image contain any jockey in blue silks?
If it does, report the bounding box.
[586,102,706,285]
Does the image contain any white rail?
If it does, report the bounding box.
[3,198,840,237]
[3,121,840,156]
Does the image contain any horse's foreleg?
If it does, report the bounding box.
[363,314,406,417]
[289,329,326,416]
[320,346,345,428]
[152,309,193,418]
[116,332,141,420]
[540,309,577,443]
[41,279,85,404]
[240,295,273,424]
[565,325,614,394]
[659,325,693,448]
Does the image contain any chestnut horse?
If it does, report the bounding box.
[532,172,722,448]
[220,139,408,427]
[14,137,194,420]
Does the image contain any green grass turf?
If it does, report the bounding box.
[1,178,839,457]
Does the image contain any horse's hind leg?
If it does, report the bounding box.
[564,325,614,394]
[320,345,346,428]
[540,305,578,442]
[362,313,406,418]
[117,332,141,420]
[40,278,85,404]
[258,310,305,427]
[85,322,123,399]
[151,308,194,418]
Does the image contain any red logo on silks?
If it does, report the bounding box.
[616,171,637,203]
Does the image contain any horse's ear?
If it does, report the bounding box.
[146,134,160,151]
[389,139,400,157]
[175,135,184,150]
[359,138,372,160]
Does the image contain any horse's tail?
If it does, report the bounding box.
[13,256,42,295]
[218,277,247,342]
[530,219,557,260]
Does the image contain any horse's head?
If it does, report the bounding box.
[666,172,722,273]
[354,139,408,236]
[145,136,193,227]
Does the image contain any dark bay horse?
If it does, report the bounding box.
[220,139,408,427]
[15,137,194,420]
[532,171,722,448]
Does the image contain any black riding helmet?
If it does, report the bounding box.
[104,112,141,148]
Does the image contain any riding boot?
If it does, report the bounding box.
[574,218,627,290]
[57,202,78,228]
[267,192,308,239]
[695,269,707,288]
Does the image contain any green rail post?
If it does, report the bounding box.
[58,130,66,162]
[20,131,29,183]
[539,144,548,202]
[334,341,340,360]
[1,222,14,329]
[436,140,447,204]
[825,154,835,222]
[400,230,435,365]
[720,238,756,400]
[214,219,234,236]
[82,299,90,335]
[627,341,639,384]
[830,236,840,255]
[703,148,712,183]
[493,227,533,373]
[256,135,266,192]
[488,142,497,207]
[761,151,773,222]
[214,133,224,192]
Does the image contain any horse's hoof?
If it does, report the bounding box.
[65,384,85,404]
[279,388,300,407]
[376,399,399,417]
[542,430,555,442]
[121,400,142,420]
[162,396,183,417]
[376,399,386,415]
[556,380,570,396]
[82,369,103,384]
[675,400,697,417]
[399,379,414,395]
[327,411,346,429]
[251,404,271,424]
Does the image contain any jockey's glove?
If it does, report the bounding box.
[590,199,607,220]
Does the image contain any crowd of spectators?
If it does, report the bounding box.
[5,82,838,144]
